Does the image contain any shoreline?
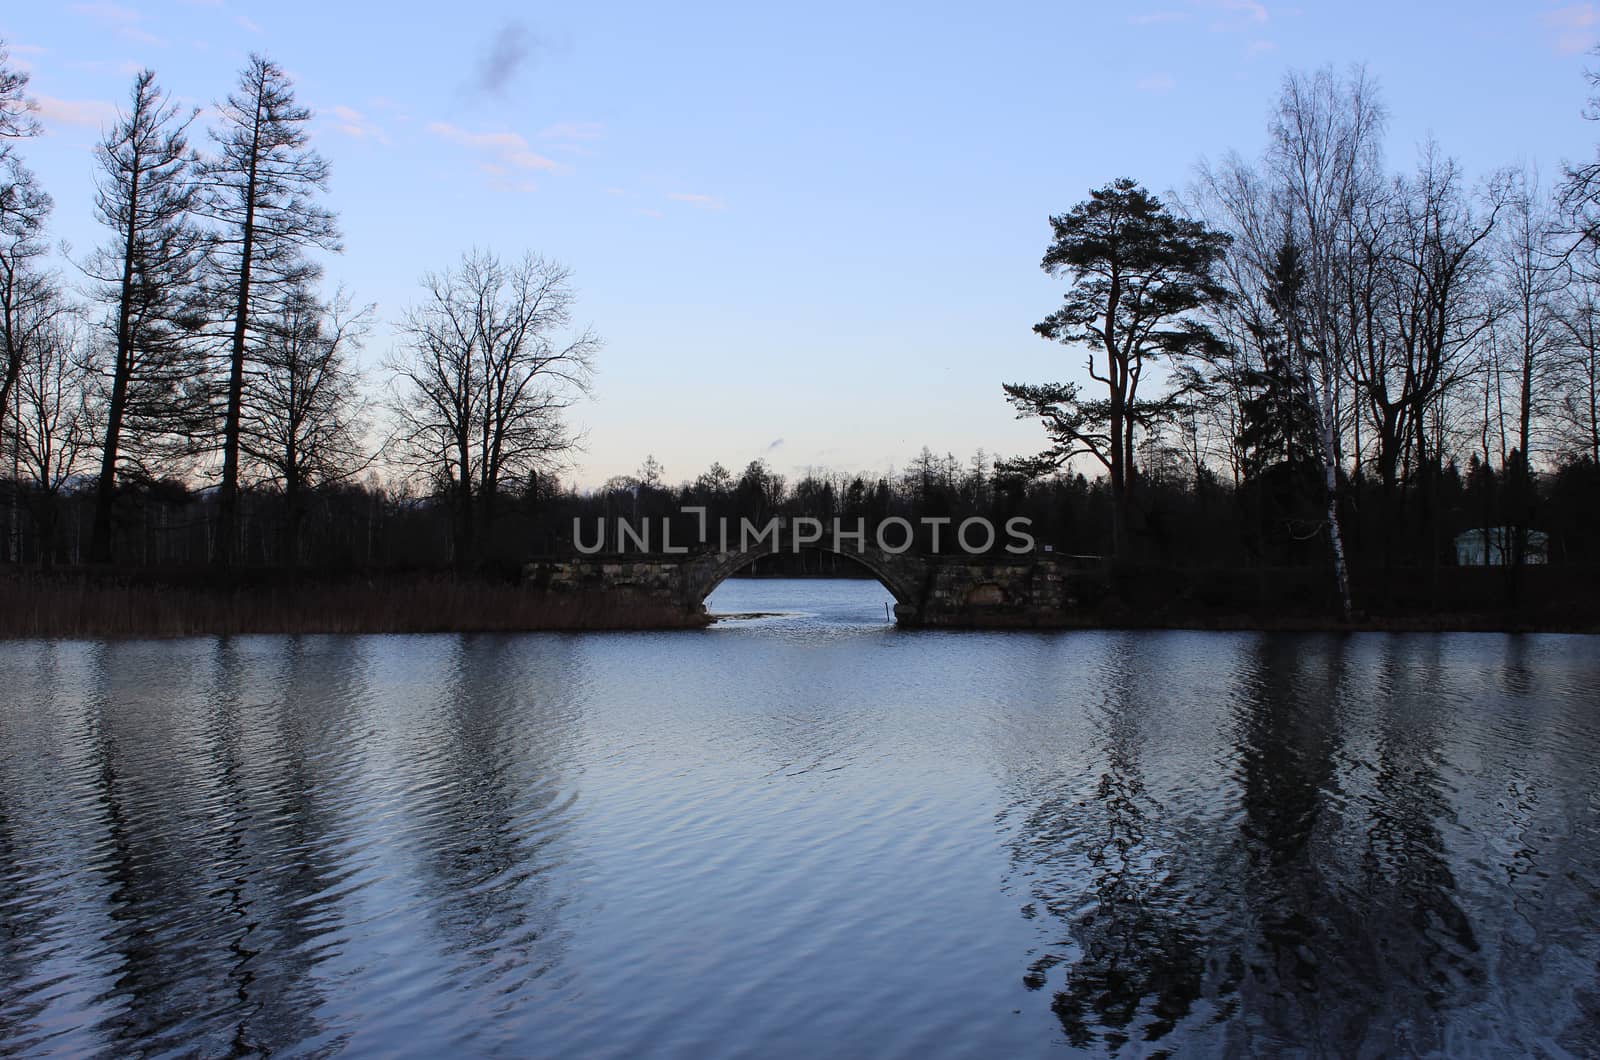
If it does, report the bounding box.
[0,570,1595,639]
[0,571,713,640]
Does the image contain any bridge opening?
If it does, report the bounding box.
[702,547,905,626]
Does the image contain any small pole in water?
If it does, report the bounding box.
[885,601,891,623]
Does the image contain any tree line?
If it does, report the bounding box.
[4,50,1600,598]
[0,45,596,571]
[1003,65,1600,615]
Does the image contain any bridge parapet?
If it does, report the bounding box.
[523,541,1104,628]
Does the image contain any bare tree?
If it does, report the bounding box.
[240,285,372,562]
[13,301,98,563]
[1492,166,1563,468]
[1555,49,1600,467]
[2,271,64,562]
[1554,275,1600,465]
[0,40,37,145]
[83,70,209,563]
[1560,47,1600,253]
[387,249,599,567]
[1379,147,1501,558]
[1193,68,1386,614]
[1187,158,1284,488]
[0,39,50,476]
[1206,86,1504,581]
[1401,150,1497,560]
[199,54,341,566]
[1268,66,1396,616]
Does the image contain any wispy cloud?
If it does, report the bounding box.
[66,57,144,75]
[486,173,539,194]
[428,122,565,192]
[70,1,141,23]
[540,120,604,155]
[235,14,262,33]
[607,187,663,216]
[427,121,563,172]
[1136,73,1177,94]
[365,96,412,123]
[1129,1,1271,49]
[1546,3,1600,54]
[667,191,725,210]
[35,95,118,129]
[5,43,47,71]
[70,2,166,46]
[1129,1,1267,30]
[329,104,389,143]
[541,121,603,141]
[1206,0,1268,28]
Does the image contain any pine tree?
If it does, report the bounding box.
[1005,179,1230,555]
[84,70,209,563]
[198,54,340,566]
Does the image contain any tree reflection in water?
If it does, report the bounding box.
[400,635,583,999]
[1007,633,1505,1054]
[1,623,1598,1056]
[75,638,377,1055]
[1012,636,1208,1051]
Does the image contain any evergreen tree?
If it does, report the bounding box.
[84,71,209,563]
[1004,178,1230,555]
[199,54,341,566]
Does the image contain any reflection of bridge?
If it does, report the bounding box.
[524,531,1101,627]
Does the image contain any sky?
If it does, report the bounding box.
[4,0,1600,488]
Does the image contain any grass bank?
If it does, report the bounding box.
[1067,563,1600,634]
[0,570,708,639]
[2,564,1596,639]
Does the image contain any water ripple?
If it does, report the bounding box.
[0,590,1597,1056]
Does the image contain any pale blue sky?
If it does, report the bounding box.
[4,1,1599,486]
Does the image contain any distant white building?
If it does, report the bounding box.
[1454,527,1548,566]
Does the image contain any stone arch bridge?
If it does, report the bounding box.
[524,530,1099,627]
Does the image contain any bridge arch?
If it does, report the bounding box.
[683,541,926,620]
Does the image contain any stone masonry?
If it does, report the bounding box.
[523,534,1100,628]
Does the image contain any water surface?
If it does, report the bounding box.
[1,578,1597,1056]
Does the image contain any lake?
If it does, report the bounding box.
[1,578,1597,1057]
